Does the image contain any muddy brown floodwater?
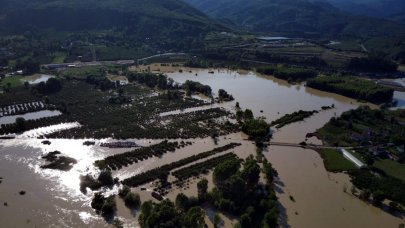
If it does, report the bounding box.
[160,65,403,227]
[0,65,404,227]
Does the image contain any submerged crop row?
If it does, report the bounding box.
[122,143,241,187]
[172,152,239,181]
[95,141,187,170]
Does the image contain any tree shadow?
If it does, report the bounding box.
[273,177,285,194]
[277,201,291,228]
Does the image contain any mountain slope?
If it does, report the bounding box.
[0,0,224,38]
[316,0,405,19]
[184,0,405,38]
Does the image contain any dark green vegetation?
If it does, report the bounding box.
[119,185,141,209]
[139,200,206,228]
[95,141,182,170]
[208,156,279,227]
[257,65,318,82]
[127,72,174,90]
[80,170,116,192]
[350,169,405,206]
[217,89,234,101]
[0,0,224,57]
[44,78,235,138]
[271,110,318,129]
[237,109,271,140]
[122,143,241,187]
[34,78,62,95]
[318,106,405,208]
[347,56,398,72]
[183,80,212,96]
[91,193,117,217]
[41,151,77,171]
[136,150,279,228]
[318,106,405,149]
[307,75,394,103]
[242,118,270,140]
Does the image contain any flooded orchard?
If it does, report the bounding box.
[0,65,404,227]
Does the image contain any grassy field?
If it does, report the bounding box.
[52,52,66,64]
[330,40,362,52]
[0,75,23,88]
[318,148,357,172]
[374,159,405,181]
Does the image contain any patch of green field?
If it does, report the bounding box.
[0,75,23,88]
[374,159,405,181]
[332,40,362,52]
[318,148,357,172]
[52,52,66,64]
[60,66,105,79]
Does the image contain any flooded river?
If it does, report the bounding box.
[162,66,404,227]
[0,65,404,227]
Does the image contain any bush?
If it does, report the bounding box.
[124,192,141,208]
[98,170,114,186]
[101,195,117,216]
[242,118,270,139]
[119,185,131,197]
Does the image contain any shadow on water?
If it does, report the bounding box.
[273,177,291,228]
[274,178,285,194]
[102,212,116,224]
[277,200,291,228]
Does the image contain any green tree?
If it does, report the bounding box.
[223,175,245,203]
[213,160,240,189]
[241,156,260,188]
[175,193,190,211]
[243,109,254,120]
[262,207,278,228]
[98,170,114,186]
[101,195,117,216]
[91,193,105,211]
[214,213,222,228]
[239,213,251,228]
[119,185,131,197]
[372,190,385,206]
[183,207,206,228]
[124,192,141,208]
[112,218,124,228]
[15,117,26,132]
[197,178,208,201]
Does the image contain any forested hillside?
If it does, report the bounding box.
[185,0,405,38]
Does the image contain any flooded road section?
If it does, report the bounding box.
[0,65,403,227]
